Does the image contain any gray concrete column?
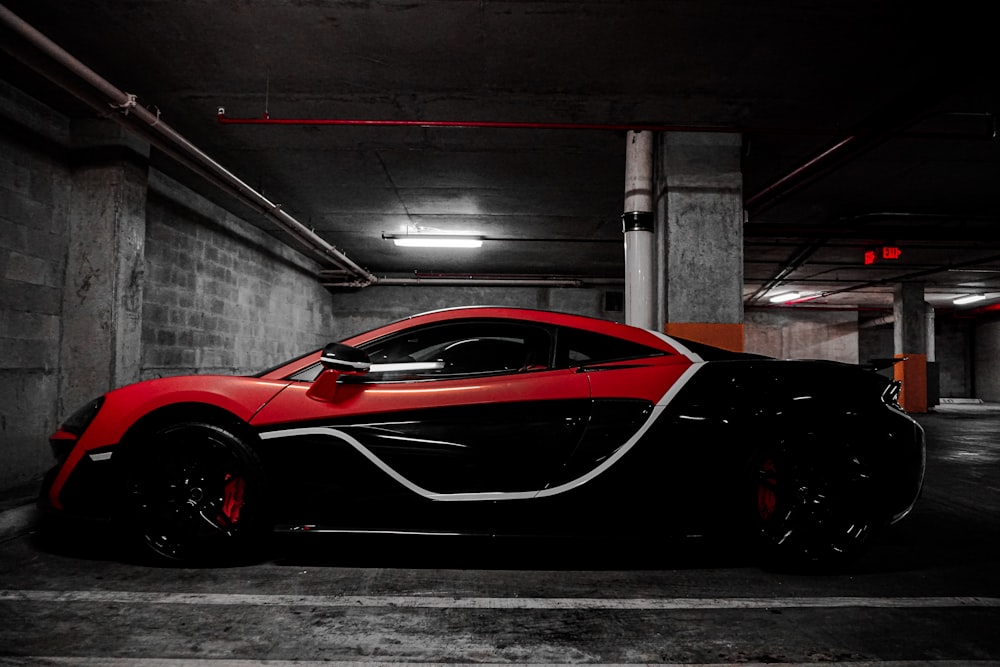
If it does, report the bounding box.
[892,282,928,412]
[59,119,149,415]
[655,132,744,351]
[893,282,927,355]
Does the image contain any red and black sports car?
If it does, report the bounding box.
[41,306,925,566]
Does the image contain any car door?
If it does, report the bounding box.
[250,319,592,531]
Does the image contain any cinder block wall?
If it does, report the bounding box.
[0,83,73,491]
[141,174,336,378]
[0,81,337,493]
[326,285,616,342]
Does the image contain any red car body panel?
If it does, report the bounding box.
[46,376,290,510]
[252,307,696,430]
[251,368,592,428]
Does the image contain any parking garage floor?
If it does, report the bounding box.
[1,408,998,666]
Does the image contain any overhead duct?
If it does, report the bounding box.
[0,5,376,286]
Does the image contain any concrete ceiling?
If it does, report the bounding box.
[3,0,999,315]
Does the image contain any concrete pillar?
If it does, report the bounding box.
[59,119,149,415]
[656,132,744,351]
[893,282,928,413]
[925,303,939,407]
[622,130,655,330]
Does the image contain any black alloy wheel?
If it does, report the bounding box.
[752,439,881,569]
[122,422,266,564]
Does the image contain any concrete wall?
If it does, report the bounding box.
[142,174,335,378]
[974,318,1000,401]
[936,316,974,398]
[742,308,1000,405]
[858,320,894,367]
[744,308,860,363]
[0,82,338,494]
[0,83,73,491]
[740,307,996,404]
[839,310,1000,402]
[327,285,618,342]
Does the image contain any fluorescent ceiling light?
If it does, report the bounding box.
[390,235,483,248]
[953,294,987,305]
[769,291,801,303]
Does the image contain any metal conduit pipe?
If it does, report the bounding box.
[859,313,896,328]
[332,277,585,288]
[622,130,655,329]
[318,269,626,286]
[0,5,376,286]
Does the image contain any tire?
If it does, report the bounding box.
[121,421,268,564]
[751,439,882,569]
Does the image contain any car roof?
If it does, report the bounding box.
[339,306,677,353]
[258,307,689,380]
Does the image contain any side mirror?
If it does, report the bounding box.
[319,342,371,374]
[307,343,370,402]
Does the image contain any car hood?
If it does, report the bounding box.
[77,374,293,450]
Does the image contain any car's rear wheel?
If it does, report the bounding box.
[121,422,267,564]
[751,439,882,569]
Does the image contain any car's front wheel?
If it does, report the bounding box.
[121,421,267,564]
[751,439,882,569]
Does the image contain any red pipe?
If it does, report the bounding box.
[216,110,821,135]
[217,110,994,139]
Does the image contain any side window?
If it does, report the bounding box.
[358,320,553,381]
[289,363,323,382]
[556,326,665,367]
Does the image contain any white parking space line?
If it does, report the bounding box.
[1,589,999,610]
[0,658,995,667]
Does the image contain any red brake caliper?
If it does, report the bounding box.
[219,473,245,525]
[757,459,777,521]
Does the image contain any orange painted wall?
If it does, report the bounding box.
[894,353,928,413]
[664,322,745,353]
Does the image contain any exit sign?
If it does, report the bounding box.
[864,246,902,265]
